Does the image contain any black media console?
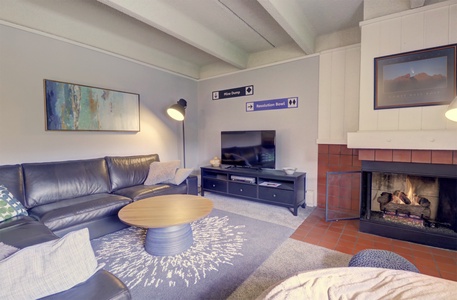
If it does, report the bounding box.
[200,166,306,216]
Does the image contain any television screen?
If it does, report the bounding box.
[221,130,276,169]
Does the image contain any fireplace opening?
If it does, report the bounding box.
[360,161,457,250]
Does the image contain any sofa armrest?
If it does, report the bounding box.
[186,175,198,195]
[40,269,131,300]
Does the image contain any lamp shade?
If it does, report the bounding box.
[445,96,457,122]
[167,99,187,121]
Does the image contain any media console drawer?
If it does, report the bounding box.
[259,187,294,204]
[228,182,257,198]
[202,178,227,193]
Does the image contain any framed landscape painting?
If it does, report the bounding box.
[374,44,456,109]
[44,79,140,132]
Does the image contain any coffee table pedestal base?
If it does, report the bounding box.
[145,224,193,256]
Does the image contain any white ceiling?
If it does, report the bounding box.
[95,0,365,77]
[0,0,367,79]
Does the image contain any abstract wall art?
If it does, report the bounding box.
[44,79,140,132]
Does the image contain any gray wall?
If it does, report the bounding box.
[197,57,320,206]
[0,24,198,165]
[1,23,319,206]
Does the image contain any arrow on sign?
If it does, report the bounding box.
[246,102,254,111]
[212,85,254,100]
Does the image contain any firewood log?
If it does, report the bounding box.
[419,197,431,208]
[393,190,411,204]
[377,192,392,205]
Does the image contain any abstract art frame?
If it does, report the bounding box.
[44,79,140,132]
[374,44,456,110]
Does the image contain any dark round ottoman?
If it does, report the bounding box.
[348,249,419,273]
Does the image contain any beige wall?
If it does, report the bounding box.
[318,44,361,144]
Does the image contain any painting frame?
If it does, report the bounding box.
[44,79,140,132]
[374,44,456,110]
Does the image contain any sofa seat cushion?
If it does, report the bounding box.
[0,216,58,248]
[114,183,188,201]
[28,194,131,231]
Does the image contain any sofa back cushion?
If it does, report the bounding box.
[0,165,25,206]
[105,154,160,191]
[22,158,111,208]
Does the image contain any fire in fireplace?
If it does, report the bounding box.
[360,161,457,250]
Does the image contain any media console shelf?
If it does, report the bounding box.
[201,166,306,216]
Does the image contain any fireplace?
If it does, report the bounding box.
[360,161,457,250]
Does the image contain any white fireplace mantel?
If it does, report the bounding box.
[347,130,457,150]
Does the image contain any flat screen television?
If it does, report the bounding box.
[221,130,276,169]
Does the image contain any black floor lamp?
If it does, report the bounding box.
[167,99,187,167]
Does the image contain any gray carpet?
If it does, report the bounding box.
[206,193,352,299]
[229,238,352,299]
[205,192,313,229]
[92,207,294,299]
[92,193,352,299]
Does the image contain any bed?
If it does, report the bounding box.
[257,267,456,300]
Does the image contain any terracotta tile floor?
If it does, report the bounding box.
[291,208,457,282]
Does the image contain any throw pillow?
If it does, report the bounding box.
[0,242,19,260]
[144,160,180,185]
[0,185,28,222]
[163,168,193,185]
[0,228,98,299]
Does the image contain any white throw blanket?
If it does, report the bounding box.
[258,267,456,300]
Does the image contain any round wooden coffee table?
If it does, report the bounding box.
[118,194,213,256]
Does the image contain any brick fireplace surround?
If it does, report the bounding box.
[317,145,457,209]
[311,144,456,279]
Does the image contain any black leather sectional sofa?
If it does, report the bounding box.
[0,153,198,299]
